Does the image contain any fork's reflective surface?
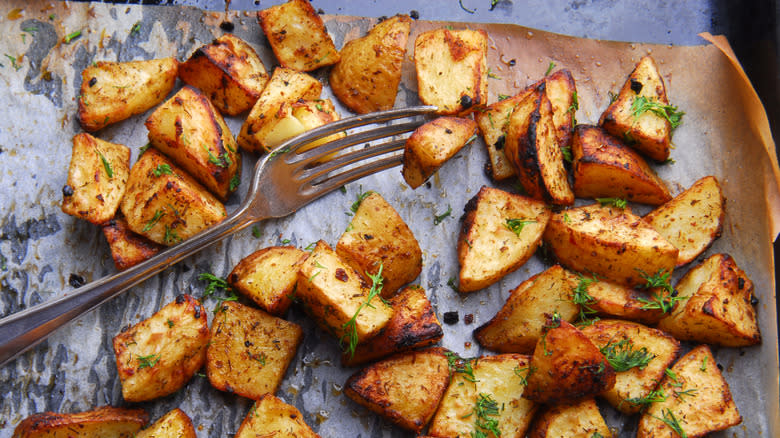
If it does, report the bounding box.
[0,105,436,366]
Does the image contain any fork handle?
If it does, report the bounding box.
[0,208,256,367]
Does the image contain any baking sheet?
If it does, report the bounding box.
[0,2,778,437]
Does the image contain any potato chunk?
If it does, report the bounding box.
[78,58,178,132]
[528,398,610,438]
[458,186,551,292]
[178,34,269,116]
[258,0,340,72]
[342,285,443,367]
[61,133,130,225]
[145,85,241,201]
[572,124,671,205]
[544,69,578,149]
[136,408,196,438]
[543,203,678,287]
[102,214,163,271]
[207,301,303,400]
[120,148,226,246]
[112,294,209,402]
[637,345,742,437]
[13,406,148,438]
[337,191,422,297]
[600,55,677,161]
[227,246,307,316]
[345,348,450,433]
[584,276,668,325]
[235,394,318,438]
[643,175,725,266]
[580,319,680,414]
[402,116,478,189]
[474,265,580,354]
[330,14,411,114]
[657,253,760,347]
[414,28,488,115]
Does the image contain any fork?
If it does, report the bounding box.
[0,105,437,367]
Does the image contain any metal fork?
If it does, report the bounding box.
[0,105,437,367]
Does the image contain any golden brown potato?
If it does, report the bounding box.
[258,0,340,72]
[428,354,537,438]
[544,69,578,149]
[330,14,411,114]
[120,148,226,246]
[78,58,178,132]
[523,317,615,404]
[528,398,611,438]
[102,214,163,271]
[657,253,760,347]
[145,85,241,201]
[112,294,209,402]
[505,83,574,205]
[414,28,488,115]
[207,301,303,400]
[643,176,725,266]
[178,34,269,116]
[572,125,671,205]
[458,186,551,292]
[342,285,443,367]
[337,192,422,297]
[237,67,322,153]
[402,116,478,189]
[295,240,393,349]
[474,265,580,354]
[235,394,319,438]
[600,55,679,161]
[227,246,307,316]
[135,408,196,438]
[289,99,346,150]
[580,319,680,414]
[543,203,678,287]
[584,276,668,325]
[344,348,451,433]
[13,406,148,438]
[474,88,533,181]
[637,345,742,438]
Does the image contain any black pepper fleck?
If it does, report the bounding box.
[68,273,86,288]
[751,294,759,305]
[88,77,97,87]
[62,184,74,197]
[219,21,235,32]
[738,277,745,290]
[442,311,459,325]
[410,10,419,19]
[464,314,474,324]
[630,79,643,93]
[460,95,473,109]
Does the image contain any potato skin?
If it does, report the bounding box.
[585,277,667,325]
[235,394,319,438]
[528,398,611,438]
[102,214,163,271]
[227,246,307,315]
[13,406,148,438]
[135,408,196,438]
[544,69,577,149]
[330,15,411,114]
[402,116,478,189]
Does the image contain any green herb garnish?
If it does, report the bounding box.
[199,272,231,298]
[63,29,82,44]
[204,145,231,168]
[545,61,555,76]
[136,353,161,369]
[459,0,476,14]
[599,339,655,372]
[596,197,627,209]
[434,205,453,225]
[142,210,165,232]
[96,149,113,178]
[561,145,572,163]
[651,408,687,438]
[571,273,599,323]
[130,21,141,35]
[497,93,510,101]
[152,163,172,177]
[5,54,22,71]
[251,225,262,238]
[503,218,536,237]
[471,393,501,438]
[624,389,667,407]
[513,365,536,386]
[567,91,579,125]
[349,187,374,215]
[630,95,685,129]
[447,277,459,292]
[674,388,698,401]
[487,68,501,80]
[445,351,477,382]
[340,264,385,359]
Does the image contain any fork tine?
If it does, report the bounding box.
[296,137,407,183]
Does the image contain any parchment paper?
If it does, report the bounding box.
[0,2,778,437]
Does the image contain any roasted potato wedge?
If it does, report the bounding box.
[428,353,537,438]
[402,116,478,189]
[414,28,488,115]
[227,246,307,315]
[258,0,340,72]
[474,265,580,354]
[102,214,164,271]
[112,294,209,402]
[289,99,345,149]
[237,67,322,153]
[145,85,241,201]
[207,301,303,400]
[505,83,574,205]
[458,186,551,292]
[135,408,196,438]
[584,275,668,325]
[637,345,742,438]
[342,285,443,367]
[543,203,678,287]
[600,55,677,161]
[235,394,319,438]
[330,14,411,114]
[580,319,681,414]
[13,406,148,438]
[572,125,671,205]
[657,253,760,347]
[544,69,578,149]
[120,149,226,246]
[61,133,131,225]
[295,240,393,347]
[643,175,725,266]
[344,348,450,433]
[528,398,611,438]
[337,191,422,297]
[78,58,178,132]
[474,88,533,180]
[178,34,269,116]
[523,317,615,404]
